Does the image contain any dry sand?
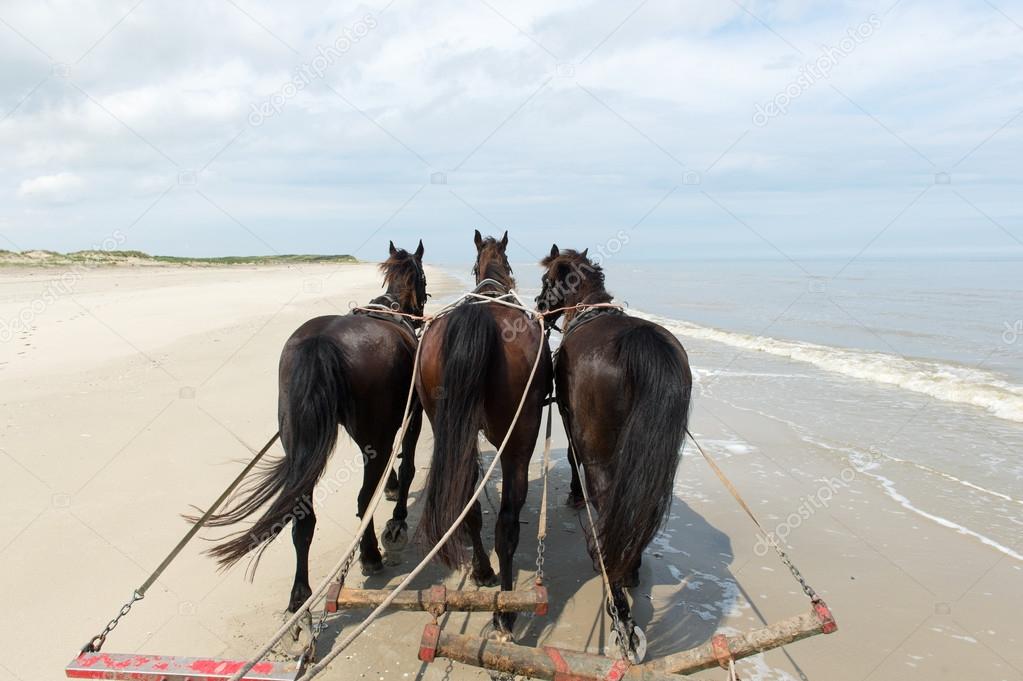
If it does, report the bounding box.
[0,263,1019,681]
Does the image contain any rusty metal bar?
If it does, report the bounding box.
[419,601,836,680]
[326,583,547,616]
[66,653,301,680]
[647,600,837,674]
[418,624,678,681]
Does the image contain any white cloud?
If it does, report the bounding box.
[0,0,1019,257]
[16,172,87,204]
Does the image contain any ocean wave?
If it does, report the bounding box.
[635,311,1023,423]
[848,450,1023,561]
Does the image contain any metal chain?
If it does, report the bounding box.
[768,536,818,602]
[534,399,553,586]
[687,430,822,604]
[534,537,546,584]
[314,552,356,640]
[569,452,631,660]
[81,590,143,653]
[78,432,281,655]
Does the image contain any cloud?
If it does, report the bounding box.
[0,0,1019,258]
[16,172,87,204]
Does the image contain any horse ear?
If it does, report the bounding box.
[549,244,559,259]
[580,248,588,258]
[499,230,509,250]
[389,240,397,256]
[474,229,484,251]
[415,239,424,260]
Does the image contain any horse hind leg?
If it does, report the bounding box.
[384,469,399,501]
[565,442,585,509]
[468,498,498,587]
[383,405,422,565]
[288,492,316,613]
[607,582,646,663]
[356,438,388,575]
[278,501,317,658]
[492,448,530,635]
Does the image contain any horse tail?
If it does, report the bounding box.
[416,303,498,568]
[201,335,353,573]
[597,324,691,582]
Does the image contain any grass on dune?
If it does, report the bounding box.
[0,249,358,267]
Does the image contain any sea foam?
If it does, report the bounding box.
[635,311,1023,423]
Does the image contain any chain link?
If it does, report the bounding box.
[314,552,356,642]
[568,449,631,661]
[534,536,545,584]
[688,430,823,604]
[81,590,143,653]
[772,540,818,601]
[605,594,631,660]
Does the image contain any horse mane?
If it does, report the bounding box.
[379,248,425,313]
[379,249,418,290]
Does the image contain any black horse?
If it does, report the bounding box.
[536,245,692,661]
[197,241,427,614]
[415,230,552,637]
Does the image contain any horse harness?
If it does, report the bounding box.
[352,294,421,337]
[560,303,625,337]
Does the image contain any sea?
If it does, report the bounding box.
[442,257,1023,562]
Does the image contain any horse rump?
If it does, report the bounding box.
[597,323,691,582]
[415,303,499,568]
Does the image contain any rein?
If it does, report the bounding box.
[541,302,625,339]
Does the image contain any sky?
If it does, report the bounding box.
[0,0,1021,263]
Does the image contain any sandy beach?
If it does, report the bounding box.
[1,262,1020,681]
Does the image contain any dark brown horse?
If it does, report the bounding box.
[415,230,552,636]
[197,241,427,614]
[536,245,692,661]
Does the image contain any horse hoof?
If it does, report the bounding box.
[566,493,585,510]
[360,557,385,576]
[607,625,647,664]
[278,610,314,659]
[382,550,403,567]
[471,570,500,588]
[381,519,408,552]
[482,622,515,643]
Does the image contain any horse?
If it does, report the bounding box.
[195,241,428,614]
[415,229,552,637]
[536,245,692,661]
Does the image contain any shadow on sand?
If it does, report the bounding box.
[311,445,742,676]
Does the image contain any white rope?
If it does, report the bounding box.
[296,294,546,681]
[537,403,551,544]
[228,337,427,681]
[568,449,613,609]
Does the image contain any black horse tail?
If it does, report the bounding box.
[200,336,353,573]
[598,324,691,582]
[416,303,498,568]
